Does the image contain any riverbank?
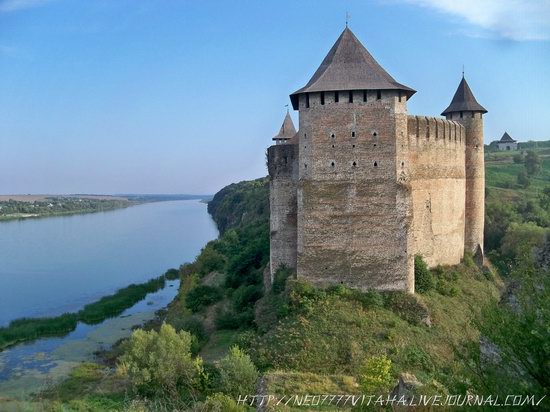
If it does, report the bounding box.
[0,269,179,351]
[0,196,133,222]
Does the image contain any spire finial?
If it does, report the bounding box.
[285,104,289,113]
[462,64,465,78]
[346,11,350,27]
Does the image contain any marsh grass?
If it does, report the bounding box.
[0,272,174,350]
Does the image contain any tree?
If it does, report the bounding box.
[414,255,434,293]
[474,258,550,398]
[517,170,531,188]
[217,346,259,398]
[524,150,541,176]
[118,323,206,398]
[513,153,524,164]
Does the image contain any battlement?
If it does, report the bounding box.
[298,89,407,110]
[406,115,465,146]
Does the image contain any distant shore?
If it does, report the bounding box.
[0,194,212,222]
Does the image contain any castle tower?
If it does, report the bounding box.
[442,76,487,261]
[289,27,416,292]
[267,111,298,283]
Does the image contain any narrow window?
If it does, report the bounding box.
[331,161,335,167]
[377,90,381,100]
[352,161,357,167]
[351,131,356,138]
[331,144,335,148]
[304,133,307,139]
[335,91,339,103]
[471,112,475,118]
[373,131,378,137]
[284,156,288,164]
[304,163,307,169]
[320,92,325,105]
[352,144,356,148]
[401,161,405,167]
[398,91,402,102]
[349,91,353,103]
[305,93,310,108]
[374,161,378,167]
[363,90,367,102]
[373,143,377,147]
[460,111,463,118]
[331,133,335,139]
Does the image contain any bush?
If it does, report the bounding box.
[117,323,206,398]
[215,309,254,330]
[517,170,530,188]
[232,285,263,310]
[198,393,244,412]
[358,355,394,394]
[414,255,434,293]
[513,153,524,164]
[171,317,206,353]
[524,150,541,176]
[272,266,293,294]
[217,346,259,398]
[185,285,223,312]
[384,292,430,325]
[195,244,227,276]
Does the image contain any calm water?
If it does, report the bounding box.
[0,200,218,326]
[0,200,218,401]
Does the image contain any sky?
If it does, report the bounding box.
[1,0,549,195]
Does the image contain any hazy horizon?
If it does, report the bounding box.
[1,0,549,194]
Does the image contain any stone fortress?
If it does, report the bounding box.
[267,27,487,293]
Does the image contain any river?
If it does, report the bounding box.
[0,199,218,400]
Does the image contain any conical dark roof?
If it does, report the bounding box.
[441,77,487,116]
[289,27,415,109]
[500,132,516,143]
[272,111,296,141]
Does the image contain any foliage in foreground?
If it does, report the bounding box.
[118,323,206,399]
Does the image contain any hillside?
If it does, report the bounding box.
[35,162,550,410]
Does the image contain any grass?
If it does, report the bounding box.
[248,262,501,393]
[0,271,174,351]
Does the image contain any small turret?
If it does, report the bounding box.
[442,76,487,263]
[272,111,296,145]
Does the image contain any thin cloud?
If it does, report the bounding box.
[0,0,50,13]
[396,0,550,41]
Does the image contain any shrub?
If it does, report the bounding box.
[165,268,180,280]
[232,285,263,310]
[517,170,530,188]
[217,346,259,398]
[358,355,394,394]
[198,393,244,412]
[117,323,206,398]
[414,255,434,293]
[272,266,294,294]
[215,309,254,330]
[171,316,206,353]
[356,289,385,309]
[195,244,227,276]
[513,153,524,164]
[185,285,223,312]
[384,292,430,325]
[524,150,541,176]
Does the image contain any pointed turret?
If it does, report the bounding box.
[272,111,297,144]
[443,76,487,262]
[441,76,487,116]
[499,132,516,143]
[289,27,415,109]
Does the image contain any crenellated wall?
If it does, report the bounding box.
[405,116,466,266]
[267,143,299,283]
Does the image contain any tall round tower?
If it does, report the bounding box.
[442,76,487,262]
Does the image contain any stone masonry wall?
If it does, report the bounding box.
[296,90,413,292]
[268,143,298,283]
[406,116,466,267]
